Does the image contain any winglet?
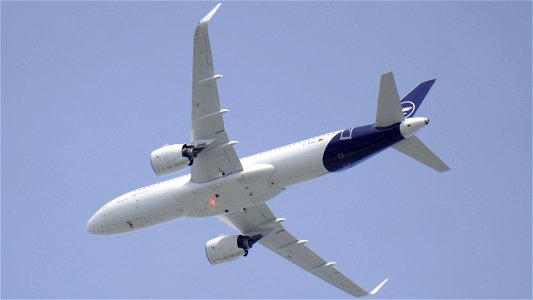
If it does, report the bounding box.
[200,3,222,25]
[369,278,389,295]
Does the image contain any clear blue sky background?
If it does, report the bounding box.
[2,1,531,299]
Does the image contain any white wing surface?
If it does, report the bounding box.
[191,3,242,183]
[218,203,388,297]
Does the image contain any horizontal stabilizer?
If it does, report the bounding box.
[375,72,405,128]
[393,135,450,172]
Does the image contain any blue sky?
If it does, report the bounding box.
[2,1,531,299]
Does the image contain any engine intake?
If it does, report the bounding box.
[205,234,262,265]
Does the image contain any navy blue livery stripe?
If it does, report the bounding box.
[322,124,404,172]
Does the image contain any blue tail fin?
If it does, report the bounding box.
[400,79,436,118]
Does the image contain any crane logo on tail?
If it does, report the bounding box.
[401,101,416,118]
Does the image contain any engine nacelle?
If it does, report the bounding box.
[205,234,262,265]
[150,144,190,176]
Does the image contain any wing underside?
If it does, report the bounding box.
[196,4,387,296]
[190,3,242,183]
[218,203,388,297]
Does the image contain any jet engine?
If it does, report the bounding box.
[205,234,263,265]
[150,144,204,176]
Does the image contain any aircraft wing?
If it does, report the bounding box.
[190,3,242,183]
[218,203,388,297]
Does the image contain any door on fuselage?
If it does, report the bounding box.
[340,128,353,140]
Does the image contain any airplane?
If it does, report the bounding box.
[86,3,449,297]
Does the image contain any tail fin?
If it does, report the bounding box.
[393,135,450,172]
[400,79,436,118]
[374,73,448,171]
[375,72,405,128]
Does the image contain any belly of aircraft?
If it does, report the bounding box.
[188,164,283,217]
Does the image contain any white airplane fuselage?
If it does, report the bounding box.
[87,118,432,235]
[86,130,336,235]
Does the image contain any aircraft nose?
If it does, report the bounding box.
[86,213,104,234]
[86,215,97,234]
